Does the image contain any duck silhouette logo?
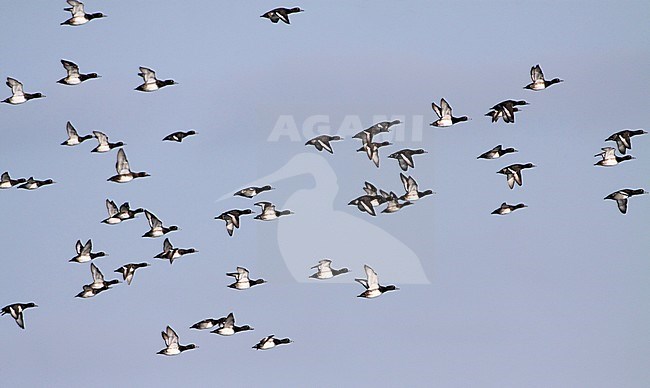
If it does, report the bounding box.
[219,152,430,284]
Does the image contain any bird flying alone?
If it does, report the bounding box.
[497,163,536,189]
[1,302,37,329]
[135,67,177,92]
[60,0,106,26]
[252,335,292,350]
[605,129,647,155]
[163,131,197,142]
[261,7,303,24]
[430,98,468,127]
[114,263,150,285]
[107,149,150,183]
[58,59,100,85]
[355,265,398,298]
[524,64,563,91]
[305,135,343,154]
[61,122,93,146]
[486,100,528,124]
[2,78,45,105]
[593,147,635,167]
[477,145,518,160]
[158,326,197,356]
[604,188,647,214]
[491,202,527,215]
[309,259,349,279]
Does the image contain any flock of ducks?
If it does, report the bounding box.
[1,1,647,359]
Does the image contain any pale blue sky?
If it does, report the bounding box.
[1,1,649,387]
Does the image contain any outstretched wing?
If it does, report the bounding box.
[530,65,544,82]
[6,78,24,97]
[61,60,80,77]
[138,67,157,84]
[115,149,131,175]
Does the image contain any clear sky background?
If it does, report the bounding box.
[1,1,649,387]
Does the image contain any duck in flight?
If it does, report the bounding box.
[348,195,383,217]
[254,201,293,221]
[594,147,635,167]
[0,172,26,189]
[524,64,563,91]
[154,238,198,265]
[158,326,197,356]
[357,141,392,168]
[252,335,292,350]
[91,131,124,153]
[163,130,197,142]
[190,316,227,330]
[87,263,120,290]
[142,210,179,238]
[261,7,303,24]
[387,148,428,171]
[102,199,144,224]
[69,239,107,263]
[135,67,177,92]
[226,267,266,290]
[234,185,273,198]
[604,188,647,214]
[477,144,518,160]
[114,263,149,285]
[355,264,398,298]
[353,120,401,142]
[382,192,412,214]
[309,259,349,280]
[1,302,37,329]
[215,209,253,236]
[107,149,150,183]
[399,173,434,201]
[58,59,100,85]
[497,163,536,189]
[211,313,254,336]
[2,78,45,105]
[305,134,343,154]
[61,122,93,146]
[605,129,647,155]
[61,0,106,26]
[17,177,55,190]
[491,202,528,215]
[485,100,528,123]
[430,98,468,127]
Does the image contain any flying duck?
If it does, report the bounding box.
[254,201,293,220]
[355,264,398,298]
[430,98,469,127]
[58,59,100,85]
[162,130,197,142]
[399,173,434,201]
[234,185,274,198]
[477,144,518,160]
[353,120,402,142]
[491,202,528,215]
[211,313,254,336]
[486,100,528,123]
[382,192,412,214]
[75,284,110,299]
[61,0,106,26]
[2,78,45,105]
[357,141,392,168]
[605,129,647,155]
[305,135,343,154]
[1,302,37,329]
[157,326,197,356]
[101,199,122,224]
[387,148,428,171]
[190,316,227,330]
[154,238,197,265]
[604,188,647,214]
[309,259,349,279]
[348,195,380,216]
[261,7,303,24]
[17,177,55,190]
[0,172,26,189]
[142,210,179,238]
[69,239,107,263]
[226,267,266,290]
[594,147,635,167]
[497,163,536,189]
[91,131,124,153]
[215,209,253,236]
[107,149,150,183]
[135,67,177,92]
[88,263,119,289]
[363,181,390,200]
[114,263,150,285]
[252,335,292,350]
[61,121,93,146]
[524,65,563,91]
[116,201,144,221]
